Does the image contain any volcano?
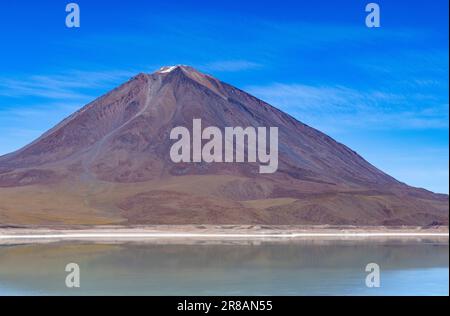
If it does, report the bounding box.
[0,65,448,226]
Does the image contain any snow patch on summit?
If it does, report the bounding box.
[158,66,178,73]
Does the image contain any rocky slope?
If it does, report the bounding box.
[0,66,447,226]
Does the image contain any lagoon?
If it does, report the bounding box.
[0,239,448,295]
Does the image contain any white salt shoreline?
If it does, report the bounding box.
[0,232,449,240]
[0,225,448,242]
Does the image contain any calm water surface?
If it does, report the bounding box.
[0,239,448,295]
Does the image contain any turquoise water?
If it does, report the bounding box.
[0,239,448,295]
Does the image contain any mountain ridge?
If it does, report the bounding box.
[0,65,448,226]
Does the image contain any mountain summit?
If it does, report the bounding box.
[0,66,448,226]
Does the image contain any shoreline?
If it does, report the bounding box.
[0,225,448,243]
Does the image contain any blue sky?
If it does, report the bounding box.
[0,0,448,193]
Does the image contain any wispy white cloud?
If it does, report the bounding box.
[200,60,262,72]
[0,69,135,101]
[352,50,449,84]
[0,102,80,119]
[246,83,449,132]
